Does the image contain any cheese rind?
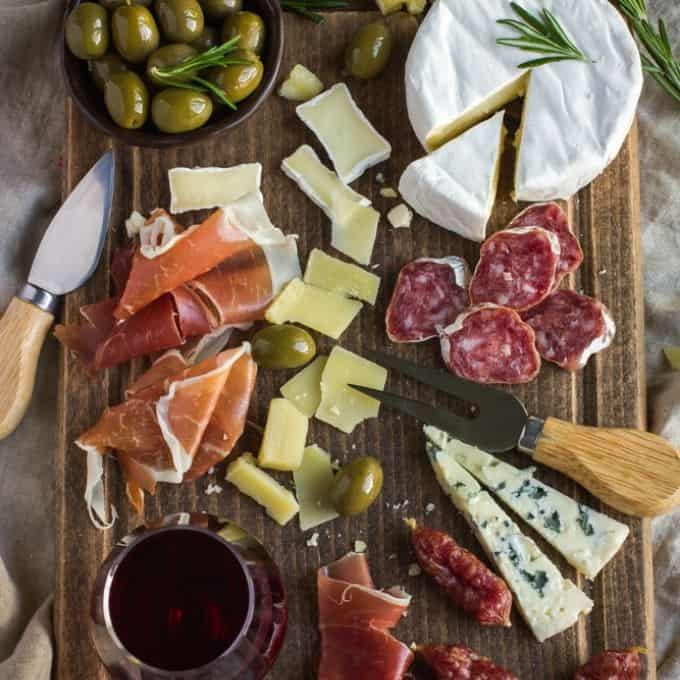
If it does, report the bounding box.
[425,425,593,642]
[294,445,340,530]
[226,454,299,526]
[258,398,309,471]
[280,355,328,417]
[304,249,380,304]
[296,83,391,184]
[428,429,629,579]
[399,111,506,242]
[265,278,363,339]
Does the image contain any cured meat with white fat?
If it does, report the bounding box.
[386,257,470,343]
[440,305,541,384]
[469,227,561,312]
[521,290,616,371]
[509,202,583,284]
[317,552,413,680]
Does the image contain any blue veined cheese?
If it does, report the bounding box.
[425,426,593,642]
[427,428,629,579]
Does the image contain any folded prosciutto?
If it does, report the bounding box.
[56,194,300,373]
[317,552,413,680]
[78,343,256,526]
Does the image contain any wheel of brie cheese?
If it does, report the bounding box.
[405,0,643,202]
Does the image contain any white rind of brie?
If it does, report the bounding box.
[405,0,643,201]
[399,111,506,242]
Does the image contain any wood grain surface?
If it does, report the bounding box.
[55,7,656,679]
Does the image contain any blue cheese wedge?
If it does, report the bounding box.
[424,425,593,642]
[432,430,629,579]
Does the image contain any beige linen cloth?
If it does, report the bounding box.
[0,0,678,677]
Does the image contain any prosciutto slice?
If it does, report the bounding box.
[317,553,413,680]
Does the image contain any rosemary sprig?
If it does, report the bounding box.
[497,2,591,68]
[618,0,680,103]
[280,0,348,24]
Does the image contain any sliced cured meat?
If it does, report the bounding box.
[440,305,541,384]
[169,286,216,337]
[324,551,375,588]
[521,290,616,371]
[509,202,583,284]
[469,227,561,312]
[125,350,188,399]
[386,257,470,343]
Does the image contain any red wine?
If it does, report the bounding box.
[108,528,252,671]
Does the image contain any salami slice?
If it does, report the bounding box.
[521,290,615,371]
[509,202,583,284]
[469,227,561,312]
[386,257,470,343]
[440,304,541,384]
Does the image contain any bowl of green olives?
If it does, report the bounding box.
[61,0,283,147]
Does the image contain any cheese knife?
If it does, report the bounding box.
[0,151,115,440]
[350,350,680,518]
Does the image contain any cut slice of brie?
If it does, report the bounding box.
[296,83,391,184]
[399,111,505,242]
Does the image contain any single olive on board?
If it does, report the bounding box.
[88,52,127,91]
[65,2,110,60]
[251,324,317,370]
[344,21,393,79]
[146,43,198,87]
[222,11,266,54]
[151,88,213,132]
[111,5,160,63]
[104,71,149,129]
[191,24,219,51]
[330,456,384,516]
[208,49,263,103]
[98,0,152,9]
[199,0,242,21]
[155,0,205,43]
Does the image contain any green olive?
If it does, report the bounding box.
[208,49,263,103]
[344,21,393,79]
[146,43,198,86]
[155,0,205,43]
[65,3,109,60]
[112,5,160,63]
[222,11,266,54]
[88,52,127,91]
[191,24,219,51]
[251,324,316,369]
[330,457,384,517]
[151,87,213,133]
[104,71,149,129]
[98,0,151,9]
[199,0,242,20]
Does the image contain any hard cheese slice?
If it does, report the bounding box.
[304,249,380,304]
[265,278,363,339]
[280,355,328,417]
[425,425,593,642]
[296,83,391,184]
[294,444,340,531]
[316,346,387,434]
[226,453,299,526]
[258,398,309,471]
[168,164,262,213]
[399,111,506,243]
[439,432,629,579]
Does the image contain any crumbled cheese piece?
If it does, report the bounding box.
[388,553,397,560]
[376,172,386,184]
[354,540,367,553]
[387,204,413,229]
[380,187,398,198]
[278,64,324,102]
[425,502,436,514]
[408,563,422,576]
[307,532,320,547]
[599,269,607,275]
[376,0,404,14]
[125,210,145,238]
[205,482,223,495]
[208,467,215,475]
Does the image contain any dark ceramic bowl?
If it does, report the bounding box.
[61,0,284,148]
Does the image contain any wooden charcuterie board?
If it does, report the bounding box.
[55,6,656,679]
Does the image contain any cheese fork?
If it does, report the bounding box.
[349,350,680,518]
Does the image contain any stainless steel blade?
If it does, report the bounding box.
[28,151,115,295]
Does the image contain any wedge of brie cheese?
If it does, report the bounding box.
[405,0,642,201]
[399,111,505,242]
[296,83,391,184]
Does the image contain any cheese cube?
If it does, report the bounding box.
[316,346,387,434]
[265,278,363,339]
[280,355,327,417]
[258,398,309,471]
[226,454,299,526]
[331,195,380,266]
[304,249,380,304]
[294,445,339,531]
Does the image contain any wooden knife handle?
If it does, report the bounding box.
[0,297,54,440]
[530,416,680,517]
